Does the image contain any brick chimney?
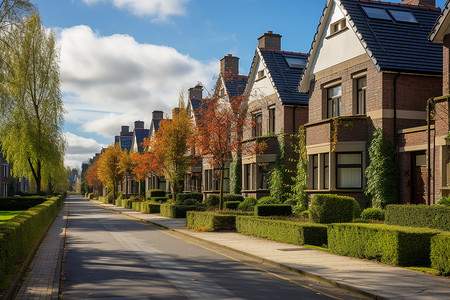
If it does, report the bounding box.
[120,126,132,137]
[258,31,282,51]
[220,54,239,75]
[402,0,435,7]
[152,111,164,120]
[134,120,144,129]
[114,136,120,144]
[189,83,203,101]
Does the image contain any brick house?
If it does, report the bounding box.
[298,0,442,206]
[0,149,10,197]
[145,111,167,193]
[242,31,309,199]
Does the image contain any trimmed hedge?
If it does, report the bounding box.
[132,201,144,211]
[385,204,450,231]
[309,194,356,224]
[176,192,203,203]
[236,216,327,246]
[186,211,236,231]
[160,204,201,218]
[223,194,244,202]
[123,199,140,209]
[140,201,161,214]
[430,232,450,275]
[205,194,219,209]
[146,189,166,199]
[237,197,257,211]
[150,197,169,203]
[224,201,240,210]
[360,208,385,221]
[328,223,440,266]
[254,204,292,216]
[0,195,64,289]
[0,197,46,210]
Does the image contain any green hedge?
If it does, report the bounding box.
[150,197,169,203]
[430,232,450,275]
[360,208,385,221]
[224,201,240,210]
[236,216,327,246]
[223,194,244,202]
[205,194,219,208]
[0,197,46,210]
[160,204,201,218]
[176,192,203,203]
[132,201,144,211]
[328,223,440,266]
[385,204,450,231]
[0,195,64,289]
[146,189,166,199]
[140,201,161,214]
[186,211,236,231]
[254,204,292,216]
[122,199,140,209]
[309,194,356,224]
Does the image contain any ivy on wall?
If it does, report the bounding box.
[229,156,242,194]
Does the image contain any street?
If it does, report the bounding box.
[61,196,361,299]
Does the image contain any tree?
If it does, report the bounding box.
[97,145,123,200]
[365,128,399,208]
[119,150,136,198]
[288,126,308,213]
[86,161,102,197]
[0,13,66,193]
[131,151,153,196]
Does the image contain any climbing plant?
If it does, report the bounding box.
[229,156,242,194]
[288,126,308,213]
[269,130,287,202]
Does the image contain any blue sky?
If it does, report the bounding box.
[32,0,447,169]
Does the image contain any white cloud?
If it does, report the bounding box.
[58,25,217,139]
[64,132,107,169]
[81,0,188,22]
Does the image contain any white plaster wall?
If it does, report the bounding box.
[248,56,277,105]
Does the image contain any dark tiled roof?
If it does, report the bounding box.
[260,50,309,105]
[190,98,207,122]
[119,136,132,151]
[342,0,442,74]
[135,129,150,152]
[152,119,161,133]
[223,75,248,97]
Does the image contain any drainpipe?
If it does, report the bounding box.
[293,106,297,134]
[393,73,401,155]
[427,99,432,205]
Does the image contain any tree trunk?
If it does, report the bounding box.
[125,175,128,199]
[219,167,224,210]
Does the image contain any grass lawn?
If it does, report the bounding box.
[0,211,23,223]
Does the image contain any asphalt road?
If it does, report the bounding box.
[61,196,363,299]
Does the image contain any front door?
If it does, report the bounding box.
[412,152,427,204]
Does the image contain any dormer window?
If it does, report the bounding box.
[330,18,347,35]
[219,88,225,97]
[257,70,265,80]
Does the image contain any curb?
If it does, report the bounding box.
[90,200,381,300]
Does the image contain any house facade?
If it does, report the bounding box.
[0,150,10,197]
[242,31,309,199]
[299,0,442,206]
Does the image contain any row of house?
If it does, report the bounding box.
[85,0,450,208]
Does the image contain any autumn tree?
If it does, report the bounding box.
[119,150,136,198]
[97,145,123,200]
[86,161,102,197]
[0,13,66,193]
[131,151,154,197]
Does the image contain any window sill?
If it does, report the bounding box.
[305,189,364,193]
[325,27,349,39]
[255,75,266,82]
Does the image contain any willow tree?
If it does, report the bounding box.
[0,13,66,193]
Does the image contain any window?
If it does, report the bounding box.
[362,6,392,21]
[327,85,342,118]
[258,163,274,189]
[244,164,251,190]
[323,153,329,189]
[257,70,265,80]
[330,18,347,35]
[2,165,8,178]
[268,106,275,133]
[2,183,7,197]
[337,153,362,189]
[357,77,366,115]
[284,56,307,69]
[253,112,262,137]
[219,88,225,97]
[312,155,319,190]
[389,10,418,23]
[223,168,230,192]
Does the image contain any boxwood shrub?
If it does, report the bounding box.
[176,192,203,203]
[236,216,327,246]
[254,204,292,216]
[430,232,450,275]
[223,194,244,202]
[186,211,236,231]
[385,204,450,231]
[309,194,356,224]
[150,197,169,203]
[0,195,64,289]
[360,208,385,221]
[0,197,46,210]
[328,223,440,266]
[146,189,166,199]
[205,194,219,209]
[160,204,201,218]
[237,197,257,211]
[224,201,240,210]
[140,201,161,214]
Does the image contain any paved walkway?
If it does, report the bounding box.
[93,200,450,300]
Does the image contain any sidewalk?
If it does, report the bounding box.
[92,200,449,300]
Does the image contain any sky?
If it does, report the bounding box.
[32,0,447,170]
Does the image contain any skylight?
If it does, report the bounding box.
[388,10,418,23]
[284,56,306,69]
[362,6,392,21]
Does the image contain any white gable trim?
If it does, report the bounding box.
[429,0,450,42]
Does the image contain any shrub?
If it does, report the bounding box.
[132,201,143,211]
[205,194,219,209]
[436,197,450,206]
[150,197,169,203]
[140,201,161,214]
[182,199,198,206]
[385,204,450,231]
[0,196,64,289]
[223,201,240,210]
[0,197,46,210]
[430,233,450,275]
[361,208,385,221]
[236,216,327,246]
[328,223,440,266]
[237,197,257,211]
[299,210,310,220]
[123,199,140,209]
[257,196,279,204]
[106,191,114,204]
[186,211,236,231]
[255,204,292,217]
[176,192,203,204]
[160,204,201,218]
[353,200,361,219]
[146,189,166,199]
[223,194,244,203]
[309,194,355,224]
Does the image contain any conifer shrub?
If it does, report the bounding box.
[328,223,440,266]
[254,204,292,216]
[385,204,450,231]
[309,194,356,224]
[430,232,450,275]
[186,211,236,231]
[236,216,327,246]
